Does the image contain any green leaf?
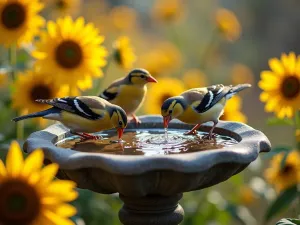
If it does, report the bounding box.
[267,117,294,126]
[263,146,292,159]
[276,218,300,225]
[265,185,298,222]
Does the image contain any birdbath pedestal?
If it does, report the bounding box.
[23,116,271,225]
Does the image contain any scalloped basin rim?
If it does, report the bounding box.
[23,115,271,175]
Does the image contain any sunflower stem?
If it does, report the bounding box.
[9,44,24,141]
[92,53,113,96]
[296,111,300,150]
[8,44,17,81]
[199,28,219,70]
[16,118,24,141]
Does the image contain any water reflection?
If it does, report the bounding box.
[56,129,238,156]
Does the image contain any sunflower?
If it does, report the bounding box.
[109,5,137,31]
[215,8,241,42]
[231,63,254,86]
[152,0,184,23]
[220,96,247,123]
[183,69,208,89]
[0,70,8,88]
[259,52,300,118]
[0,0,45,47]
[264,151,300,192]
[32,16,107,93]
[12,69,69,115]
[113,36,136,70]
[238,186,257,206]
[145,77,185,114]
[45,0,81,17]
[139,42,182,77]
[0,141,78,225]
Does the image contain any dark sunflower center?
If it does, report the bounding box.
[1,3,26,29]
[30,84,52,102]
[161,94,172,105]
[56,0,67,9]
[55,40,83,69]
[281,76,300,99]
[0,180,41,225]
[281,164,293,174]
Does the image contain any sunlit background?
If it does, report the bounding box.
[0,0,299,225]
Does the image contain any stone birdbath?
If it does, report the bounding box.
[23,115,271,225]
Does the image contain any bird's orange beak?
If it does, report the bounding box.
[146,75,158,83]
[117,128,124,139]
[163,116,171,128]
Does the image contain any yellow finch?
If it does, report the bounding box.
[161,84,251,139]
[12,96,127,140]
[99,68,157,124]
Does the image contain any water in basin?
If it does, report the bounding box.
[56,129,238,156]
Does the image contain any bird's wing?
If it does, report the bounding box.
[191,84,231,113]
[99,77,127,101]
[36,97,103,120]
[181,87,207,104]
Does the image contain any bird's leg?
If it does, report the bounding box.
[184,124,201,135]
[81,132,102,140]
[130,114,141,125]
[202,121,218,140]
[71,131,101,140]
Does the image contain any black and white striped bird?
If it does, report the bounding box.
[161,84,251,139]
[12,96,128,140]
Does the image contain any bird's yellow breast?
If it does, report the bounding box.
[60,110,113,133]
[111,85,146,114]
[177,106,202,124]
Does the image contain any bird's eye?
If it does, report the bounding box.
[140,75,145,79]
[169,110,173,114]
[119,121,122,126]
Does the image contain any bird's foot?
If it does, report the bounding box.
[202,133,217,141]
[72,132,102,141]
[184,130,198,135]
[184,124,201,135]
[130,114,141,125]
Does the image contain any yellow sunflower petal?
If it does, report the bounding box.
[0,159,7,178]
[31,51,47,59]
[6,141,24,177]
[45,180,78,201]
[22,149,44,177]
[260,92,270,102]
[39,163,59,185]
[265,98,279,112]
[42,190,78,205]
[286,52,296,74]
[54,204,77,217]
[43,210,75,225]
[269,58,285,75]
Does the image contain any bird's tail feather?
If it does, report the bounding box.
[226,84,251,99]
[231,83,251,93]
[12,107,60,122]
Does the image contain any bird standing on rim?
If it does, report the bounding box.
[161,84,251,139]
[99,68,157,124]
[12,96,128,140]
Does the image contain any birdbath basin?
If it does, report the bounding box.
[23,115,271,225]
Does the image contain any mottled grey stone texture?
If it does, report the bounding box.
[23,115,271,225]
